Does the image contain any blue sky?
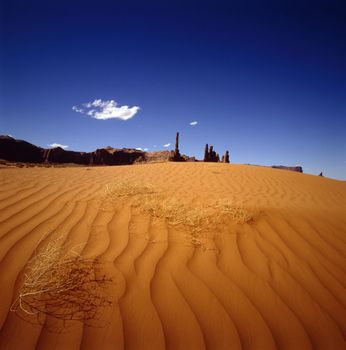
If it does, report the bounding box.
[1,0,345,179]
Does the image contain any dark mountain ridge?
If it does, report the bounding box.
[0,135,171,165]
[0,135,303,173]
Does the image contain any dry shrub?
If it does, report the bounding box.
[104,180,155,198]
[213,199,260,225]
[100,179,260,226]
[99,180,260,249]
[99,180,155,211]
[11,236,112,329]
[134,195,259,249]
[137,196,258,228]
[135,197,209,230]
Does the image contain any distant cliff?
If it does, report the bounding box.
[0,135,303,172]
[0,136,171,165]
[271,165,303,173]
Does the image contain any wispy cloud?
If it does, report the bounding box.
[163,143,171,147]
[72,99,140,120]
[190,121,198,126]
[72,106,84,113]
[48,143,69,149]
[135,147,149,151]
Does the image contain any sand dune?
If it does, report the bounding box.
[0,163,345,350]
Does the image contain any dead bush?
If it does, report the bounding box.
[99,180,156,211]
[11,236,112,328]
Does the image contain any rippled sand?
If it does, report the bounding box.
[0,163,345,350]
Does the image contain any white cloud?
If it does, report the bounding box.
[190,121,198,126]
[72,99,140,121]
[72,106,84,113]
[135,147,149,152]
[48,143,69,149]
[143,148,149,151]
[163,143,171,147]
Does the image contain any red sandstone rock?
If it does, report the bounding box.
[0,135,177,166]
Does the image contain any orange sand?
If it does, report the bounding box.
[0,163,345,350]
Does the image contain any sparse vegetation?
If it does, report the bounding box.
[214,199,260,225]
[11,236,112,329]
[99,180,156,211]
[98,180,260,251]
[104,180,155,198]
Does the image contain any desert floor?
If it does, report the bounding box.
[0,162,345,350]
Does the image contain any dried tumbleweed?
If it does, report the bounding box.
[98,180,261,250]
[11,236,112,329]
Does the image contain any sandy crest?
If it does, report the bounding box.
[0,163,345,350]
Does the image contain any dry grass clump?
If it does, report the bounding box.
[104,180,155,198]
[139,198,214,248]
[100,180,258,227]
[137,196,258,228]
[11,236,112,328]
[99,180,260,249]
[136,197,212,232]
[99,180,156,211]
[214,199,260,225]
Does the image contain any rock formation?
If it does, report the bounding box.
[140,150,172,163]
[271,165,303,173]
[1,135,303,172]
[170,132,184,161]
[0,135,44,163]
[208,145,216,162]
[0,135,171,166]
[175,132,180,154]
[204,144,209,161]
[91,147,144,165]
[223,150,230,163]
[182,155,196,162]
[203,144,222,162]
